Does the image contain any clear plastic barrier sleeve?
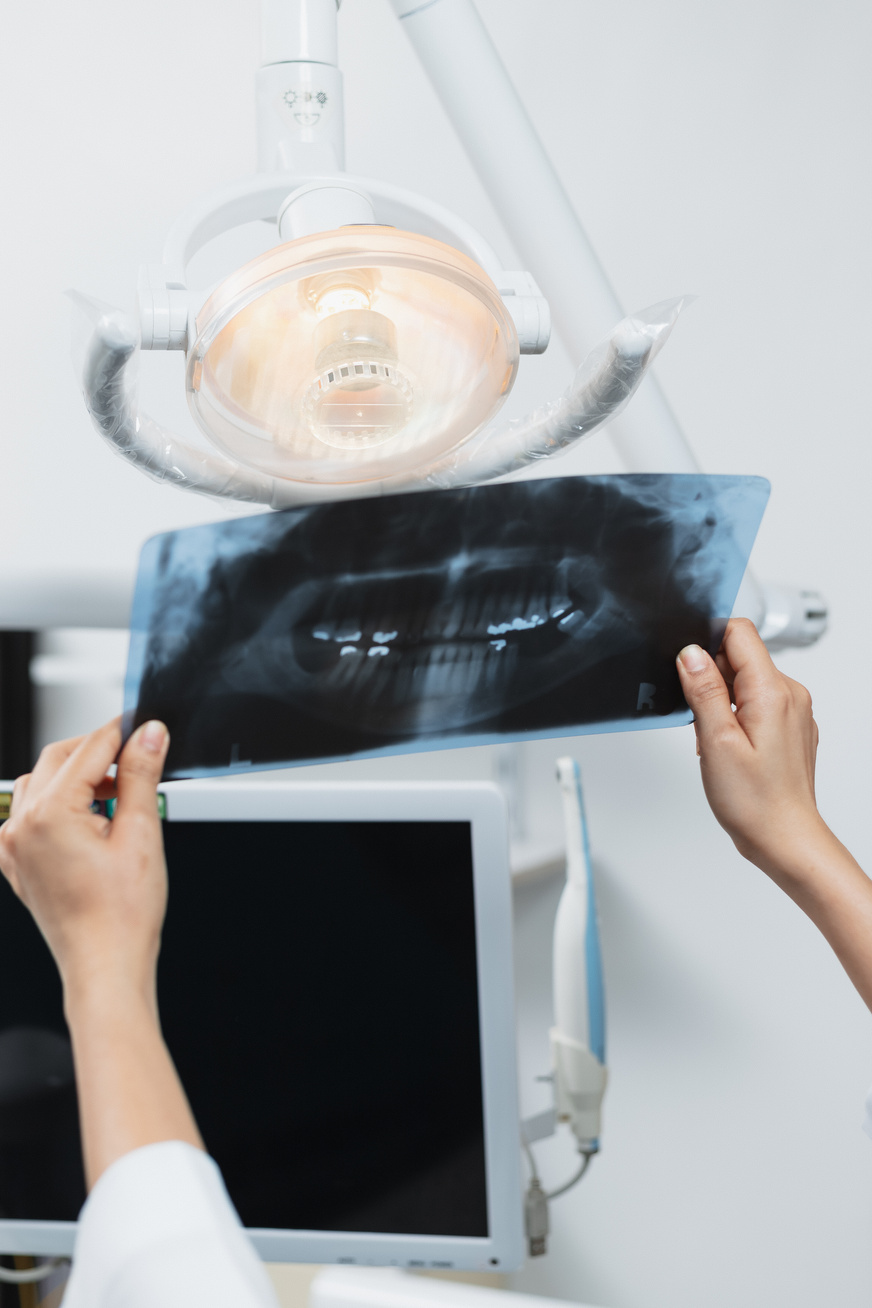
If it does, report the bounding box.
[422,298,691,489]
[69,291,283,507]
[69,292,688,507]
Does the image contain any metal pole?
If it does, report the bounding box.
[388,0,806,633]
[258,0,345,172]
[388,0,701,477]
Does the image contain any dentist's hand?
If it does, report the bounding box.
[0,717,170,1008]
[0,717,204,1187]
[675,618,827,879]
[677,619,872,1016]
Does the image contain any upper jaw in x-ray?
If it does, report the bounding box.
[217,548,638,737]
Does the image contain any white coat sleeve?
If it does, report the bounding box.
[61,1141,280,1308]
[864,1087,872,1143]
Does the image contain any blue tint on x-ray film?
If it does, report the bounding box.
[123,474,770,779]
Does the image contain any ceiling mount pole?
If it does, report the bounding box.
[389,0,835,645]
[388,0,700,478]
[258,0,345,173]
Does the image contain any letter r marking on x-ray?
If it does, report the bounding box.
[636,682,656,712]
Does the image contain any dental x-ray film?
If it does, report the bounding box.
[123,474,769,778]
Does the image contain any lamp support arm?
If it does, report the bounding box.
[258,0,345,172]
[388,0,699,475]
[389,0,828,649]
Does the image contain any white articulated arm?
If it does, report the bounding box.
[77,292,401,510]
[388,0,699,474]
[75,297,283,506]
[75,294,448,511]
[258,0,345,173]
[74,288,552,510]
[422,298,687,489]
[77,290,684,508]
[389,0,829,651]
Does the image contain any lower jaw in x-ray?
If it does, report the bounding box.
[223,553,633,737]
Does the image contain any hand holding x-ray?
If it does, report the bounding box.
[0,717,208,1192]
[677,618,872,1021]
[0,719,169,1000]
[677,620,823,877]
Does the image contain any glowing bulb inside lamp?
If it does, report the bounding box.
[186,226,520,486]
[302,274,415,451]
[312,284,371,319]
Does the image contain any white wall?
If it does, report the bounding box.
[2,1,872,1304]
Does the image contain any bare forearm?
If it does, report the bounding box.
[65,980,204,1189]
[676,629,872,1024]
[758,825,872,1016]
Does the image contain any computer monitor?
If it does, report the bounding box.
[0,780,523,1271]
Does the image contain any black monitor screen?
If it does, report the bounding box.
[0,818,487,1237]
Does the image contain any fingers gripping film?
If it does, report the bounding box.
[676,644,740,750]
[113,722,169,834]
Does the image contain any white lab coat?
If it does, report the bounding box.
[62,1142,279,1307]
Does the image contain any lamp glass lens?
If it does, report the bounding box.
[186,228,519,485]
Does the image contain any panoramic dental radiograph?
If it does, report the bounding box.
[124,474,769,777]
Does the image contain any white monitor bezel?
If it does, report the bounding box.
[0,778,524,1272]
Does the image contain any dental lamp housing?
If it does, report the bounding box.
[80,0,684,510]
[122,0,683,505]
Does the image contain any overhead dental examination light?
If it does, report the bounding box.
[185,217,523,481]
[61,0,826,650]
[76,75,680,504]
[72,0,694,504]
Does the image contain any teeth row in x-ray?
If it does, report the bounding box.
[212,553,611,734]
[298,577,580,656]
[220,561,621,736]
